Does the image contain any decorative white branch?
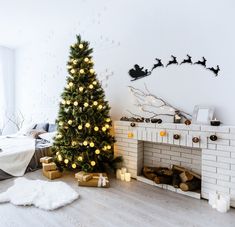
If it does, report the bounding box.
[6,110,25,131]
[127,84,192,119]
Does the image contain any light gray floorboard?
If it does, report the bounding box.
[0,170,234,227]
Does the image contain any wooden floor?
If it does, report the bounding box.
[0,170,235,227]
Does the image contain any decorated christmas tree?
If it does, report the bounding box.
[52,35,117,172]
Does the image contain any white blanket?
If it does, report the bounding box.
[0,136,35,176]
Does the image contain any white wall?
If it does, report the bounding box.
[1,0,235,125]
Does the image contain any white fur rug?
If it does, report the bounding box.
[0,178,79,210]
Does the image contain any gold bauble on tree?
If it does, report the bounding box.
[64,159,69,164]
[95,149,100,154]
[94,126,99,131]
[78,125,83,130]
[85,123,90,128]
[79,43,84,49]
[79,87,84,92]
[84,102,89,107]
[89,69,95,74]
[79,69,85,74]
[72,163,77,169]
[68,120,73,125]
[91,161,96,166]
[78,156,83,161]
[74,101,78,106]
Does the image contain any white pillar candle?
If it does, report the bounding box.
[209,192,218,209]
[216,197,228,213]
[121,167,127,174]
[124,173,131,182]
[116,169,122,180]
[120,173,125,181]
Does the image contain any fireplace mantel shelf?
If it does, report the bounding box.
[114,121,235,207]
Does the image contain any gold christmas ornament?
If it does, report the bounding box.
[78,156,83,161]
[72,163,77,169]
[84,57,89,62]
[69,82,74,87]
[79,69,85,74]
[102,127,107,132]
[103,146,107,151]
[90,142,95,147]
[70,69,76,74]
[84,102,89,107]
[95,149,100,154]
[74,101,78,106]
[64,159,69,164]
[79,87,84,92]
[107,145,111,150]
[73,60,78,64]
[89,84,94,89]
[93,101,98,106]
[79,43,84,49]
[57,134,62,139]
[92,81,97,85]
[105,124,110,129]
[83,141,88,146]
[72,141,77,146]
[59,121,63,126]
[91,161,96,166]
[66,100,71,105]
[106,118,111,122]
[68,120,73,125]
[67,65,72,69]
[78,125,83,130]
[98,105,103,110]
[61,99,66,105]
[66,85,70,89]
[89,69,95,74]
[58,155,62,161]
[56,152,60,155]
[94,126,99,131]
[85,123,90,128]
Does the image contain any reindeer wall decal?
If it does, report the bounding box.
[194,57,207,67]
[180,55,192,65]
[151,58,164,71]
[166,55,178,67]
[207,65,220,76]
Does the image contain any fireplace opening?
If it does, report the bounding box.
[137,142,202,199]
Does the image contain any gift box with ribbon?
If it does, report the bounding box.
[77,173,110,188]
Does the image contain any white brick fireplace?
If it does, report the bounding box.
[114,121,235,207]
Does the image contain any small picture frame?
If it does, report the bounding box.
[192,105,215,125]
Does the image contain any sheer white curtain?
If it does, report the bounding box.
[0,58,6,135]
[0,46,15,135]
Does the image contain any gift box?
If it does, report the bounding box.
[42,162,57,171]
[75,171,93,182]
[43,169,62,180]
[78,173,110,188]
[40,156,53,164]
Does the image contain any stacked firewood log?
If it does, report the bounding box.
[143,165,201,191]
